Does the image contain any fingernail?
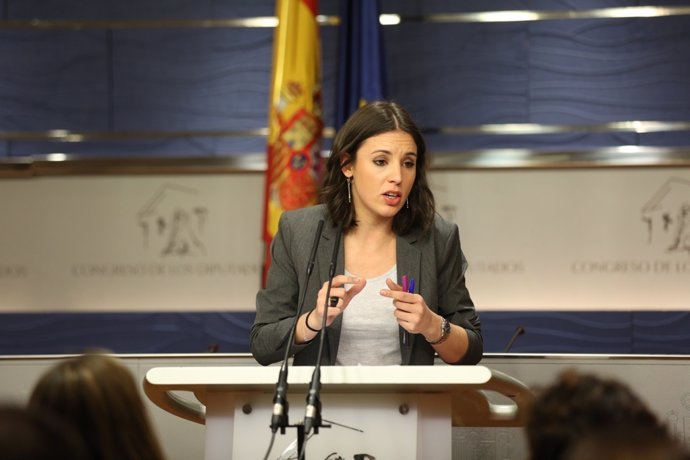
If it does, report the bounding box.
[380,289,389,296]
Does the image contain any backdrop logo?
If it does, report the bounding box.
[137,184,208,257]
[641,177,690,254]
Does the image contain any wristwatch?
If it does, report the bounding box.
[427,318,451,345]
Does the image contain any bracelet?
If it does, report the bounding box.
[304,309,321,333]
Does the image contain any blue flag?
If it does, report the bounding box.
[335,0,386,129]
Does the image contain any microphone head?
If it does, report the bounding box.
[503,325,526,353]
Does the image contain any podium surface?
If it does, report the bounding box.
[144,365,531,459]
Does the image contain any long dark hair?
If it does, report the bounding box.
[320,101,435,235]
[29,353,167,460]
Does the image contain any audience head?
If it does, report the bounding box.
[563,425,690,460]
[28,352,166,460]
[0,405,90,460]
[526,369,678,460]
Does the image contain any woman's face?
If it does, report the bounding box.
[342,130,417,226]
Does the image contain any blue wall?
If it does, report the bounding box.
[2,1,690,156]
[3,311,690,355]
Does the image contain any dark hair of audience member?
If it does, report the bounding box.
[0,405,91,460]
[563,425,690,460]
[526,369,675,460]
[28,353,166,460]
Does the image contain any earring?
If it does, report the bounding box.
[347,177,352,203]
[406,198,409,209]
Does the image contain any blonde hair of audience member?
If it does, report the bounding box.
[0,405,91,460]
[28,353,166,460]
[526,369,673,460]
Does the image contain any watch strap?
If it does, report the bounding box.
[427,318,450,345]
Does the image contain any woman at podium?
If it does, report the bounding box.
[252,101,482,367]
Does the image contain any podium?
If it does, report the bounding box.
[144,365,532,459]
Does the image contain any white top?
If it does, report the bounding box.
[335,265,401,366]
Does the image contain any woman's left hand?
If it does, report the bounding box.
[380,278,437,337]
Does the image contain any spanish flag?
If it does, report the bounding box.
[263,0,323,282]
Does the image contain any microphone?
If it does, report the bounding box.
[503,326,525,353]
[303,226,342,438]
[270,219,324,434]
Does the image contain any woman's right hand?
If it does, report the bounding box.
[304,275,366,333]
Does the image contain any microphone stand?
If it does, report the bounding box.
[269,219,324,435]
[300,226,342,459]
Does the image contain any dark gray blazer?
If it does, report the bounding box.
[250,204,482,366]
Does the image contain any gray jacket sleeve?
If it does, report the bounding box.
[250,212,312,366]
[432,217,483,365]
